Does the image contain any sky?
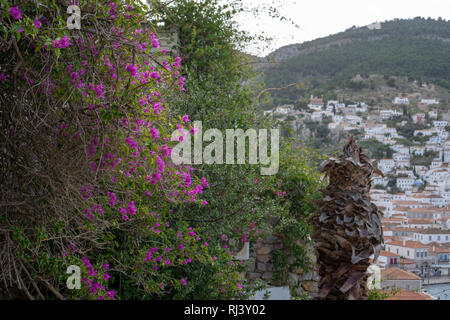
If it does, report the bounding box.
[232,0,450,57]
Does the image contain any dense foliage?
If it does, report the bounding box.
[155,0,324,292]
[0,0,323,300]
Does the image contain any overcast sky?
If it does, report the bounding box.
[233,0,450,57]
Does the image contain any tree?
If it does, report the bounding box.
[311,137,383,300]
[154,0,324,296]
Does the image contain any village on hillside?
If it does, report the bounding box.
[265,80,450,299]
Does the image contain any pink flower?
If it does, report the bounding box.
[0,72,7,83]
[59,36,71,48]
[34,18,42,29]
[152,39,160,48]
[9,6,22,20]
[180,278,187,286]
[182,115,190,122]
[150,71,160,80]
[150,127,160,139]
[126,63,138,76]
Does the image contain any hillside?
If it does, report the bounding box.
[259,18,450,104]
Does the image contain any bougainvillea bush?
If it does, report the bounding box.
[0,0,325,300]
[0,0,249,299]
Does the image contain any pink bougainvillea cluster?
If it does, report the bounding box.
[0,0,248,299]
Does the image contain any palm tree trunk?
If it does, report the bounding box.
[311,136,384,300]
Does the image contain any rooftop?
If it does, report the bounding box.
[386,240,428,249]
[383,290,433,300]
[407,219,435,224]
[413,228,450,234]
[381,267,422,280]
[379,250,400,257]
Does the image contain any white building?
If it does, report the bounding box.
[421,99,439,105]
[413,229,450,245]
[397,178,415,191]
[393,97,410,105]
[379,159,395,173]
[412,113,426,124]
[433,121,448,128]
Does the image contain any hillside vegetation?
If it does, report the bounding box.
[260,18,450,103]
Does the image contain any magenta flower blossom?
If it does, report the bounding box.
[59,36,71,48]
[53,36,71,49]
[9,6,22,20]
[152,39,160,48]
[127,201,137,215]
[126,63,138,76]
[106,191,118,206]
[181,115,190,122]
[0,72,7,83]
[180,278,187,286]
[200,177,209,187]
[150,71,160,80]
[150,127,159,139]
[34,18,42,29]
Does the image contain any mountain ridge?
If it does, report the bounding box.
[258,17,450,101]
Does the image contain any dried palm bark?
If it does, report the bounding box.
[311,136,384,300]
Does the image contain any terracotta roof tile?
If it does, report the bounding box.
[386,240,428,249]
[381,267,421,280]
[383,290,433,300]
[379,250,400,257]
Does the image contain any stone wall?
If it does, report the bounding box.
[243,235,321,299]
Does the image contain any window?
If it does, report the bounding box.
[425,252,427,257]
[438,236,441,241]
[416,252,420,258]
[446,236,449,241]
[407,250,409,256]
[429,236,432,241]
[396,249,399,254]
